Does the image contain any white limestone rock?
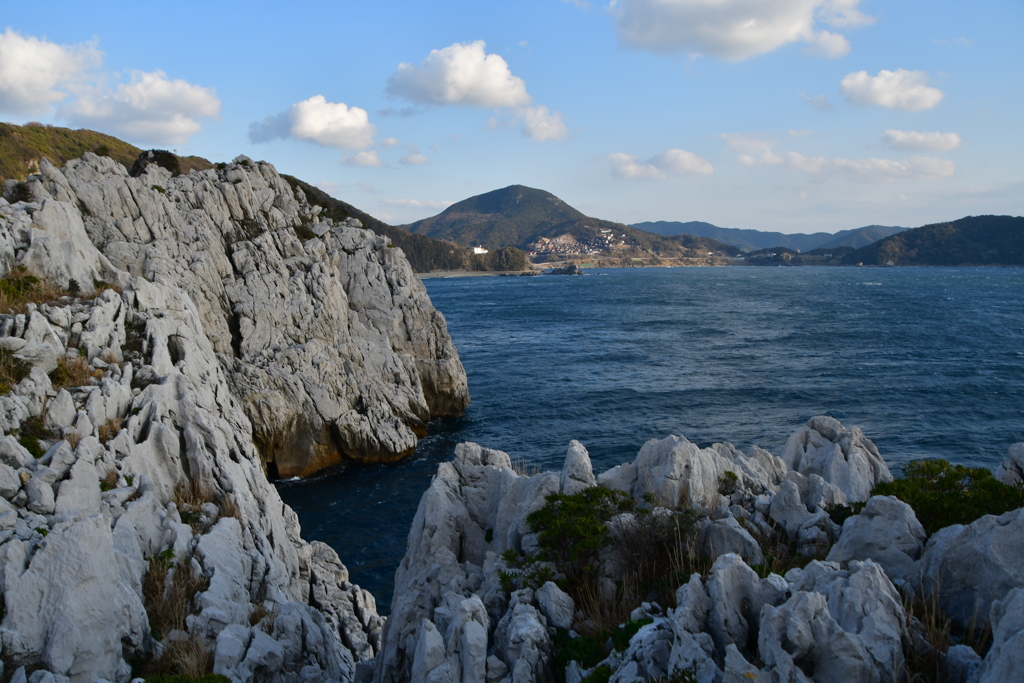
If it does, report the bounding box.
[701,516,764,566]
[995,443,1024,485]
[560,440,596,495]
[536,581,575,631]
[631,434,743,508]
[706,554,787,655]
[0,515,131,683]
[783,416,892,502]
[758,560,906,683]
[977,587,1024,683]
[826,495,925,585]
[919,507,1024,628]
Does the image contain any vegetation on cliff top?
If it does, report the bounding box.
[0,122,211,183]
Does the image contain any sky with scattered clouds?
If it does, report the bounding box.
[1,0,1021,232]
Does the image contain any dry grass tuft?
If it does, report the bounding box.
[160,635,214,679]
[97,417,123,444]
[100,468,118,491]
[511,456,542,477]
[50,354,102,390]
[143,551,210,641]
[0,266,73,313]
[0,348,31,395]
[900,586,991,683]
[64,431,83,450]
[218,493,241,521]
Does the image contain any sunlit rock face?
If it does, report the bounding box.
[24,153,468,476]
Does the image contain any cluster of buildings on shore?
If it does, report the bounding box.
[528,229,626,257]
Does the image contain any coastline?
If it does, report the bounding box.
[417,268,542,279]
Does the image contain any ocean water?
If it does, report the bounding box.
[276,266,1024,611]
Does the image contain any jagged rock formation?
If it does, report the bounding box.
[377,419,1023,683]
[996,442,1024,485]
[14,153,468,476]
[0,153,469,681]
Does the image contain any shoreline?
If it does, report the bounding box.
[417,268,542,279]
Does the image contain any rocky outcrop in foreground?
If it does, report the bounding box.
[8,153,468,476]
[376,421,1024,683]
[0,153,469,681]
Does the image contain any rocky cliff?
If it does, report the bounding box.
[0,152,468,681]
[8,153,469,476]
[377,418,1024,683]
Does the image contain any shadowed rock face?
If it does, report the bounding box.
[29,153,469,477]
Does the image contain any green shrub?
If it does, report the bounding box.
[552,619,654,683]
[527,487,638,586]
[872,459,1024,536]
[18,415,52,458]
[718,470,739,496]
[582,666,612,683]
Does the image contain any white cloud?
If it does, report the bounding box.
[840,69,944,111]
[803,93,835,112]
[817,0,875,27]
[882,129,961,151]
[786,152,954,180]
[610,153,664,179]
[722,134,783,166]
[803,30,850,58]
[0,29,102,115]
[789,129,813,138]
[400,152,429,165]
[386,40,530,108]
[382,198,453,209]
[609,149,713,179]
[341,151,383,167]
[612,0,872,61]
[63,70,220,145]
[380,136,399,148]
[250,95,375,149]
[521,105,569,141]
[563,0,590,8]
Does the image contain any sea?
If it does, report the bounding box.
[276,266,1024,612]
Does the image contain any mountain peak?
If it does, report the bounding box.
[404,185,585,249]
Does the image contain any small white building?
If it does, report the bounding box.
[472,246,489,255]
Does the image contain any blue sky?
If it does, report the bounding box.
[2,0,1021,233]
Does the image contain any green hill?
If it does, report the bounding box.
[403,184,740,260]
[403,185,586,250]
[283,176,527,272]
[841,215,1024,266]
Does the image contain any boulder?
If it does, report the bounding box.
[919,507,1024,629]
[760,560,907,683]
[560,440,596,495]
[0,516,131,683]
[995,443,1024,485]
[702,516,764,566]
[977,587,1024,683]
[536,582,575,631]
[632,435,741,508]
[783,416,892,502]
[826,496,926,585]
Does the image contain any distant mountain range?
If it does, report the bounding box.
[401,185,740,259]
[631,221,908,252]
